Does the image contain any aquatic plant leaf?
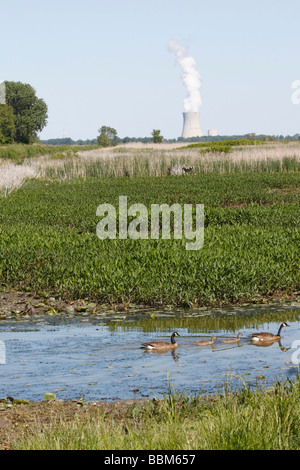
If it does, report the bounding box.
[43,393,56,401]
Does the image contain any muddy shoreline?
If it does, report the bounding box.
[0,289,299,321]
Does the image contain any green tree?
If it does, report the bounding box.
[97,126,119,147]
[152,129,163,143]
[97,133,111,147]
[5,81,48,143]
[0,104,15,144]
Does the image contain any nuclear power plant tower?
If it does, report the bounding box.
[181,112,202,138]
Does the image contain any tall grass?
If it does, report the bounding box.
[41,144,300,179]
[1,143,299,195]
[0,162,37,196]
[13,375,300,450]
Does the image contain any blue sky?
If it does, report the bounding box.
[1,0,300,140]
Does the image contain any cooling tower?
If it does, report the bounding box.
[181,112,202,138]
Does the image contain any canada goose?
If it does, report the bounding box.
[141,332,180,350]
[220,332,242,344]
[194,335,216,346]
[182,166,194,175]
[250,322,289,342]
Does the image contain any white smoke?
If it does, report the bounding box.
[168,40,202,112]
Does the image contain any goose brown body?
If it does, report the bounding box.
[250,322,289,342]
[142,332,180,350]
[194,335,216,346]
[220,332,242,344]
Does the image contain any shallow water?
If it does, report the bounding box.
[0,303,299,401]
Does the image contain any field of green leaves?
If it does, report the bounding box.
[0,171,299,306]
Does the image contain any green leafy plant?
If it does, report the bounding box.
[0,172,298,306]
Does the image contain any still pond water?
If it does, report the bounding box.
[0,302,299,402]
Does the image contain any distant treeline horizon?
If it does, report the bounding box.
[40,133,300,146]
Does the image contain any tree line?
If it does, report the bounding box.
[1,80,300,147]
[41,132,300,146]
[41,128,164,146]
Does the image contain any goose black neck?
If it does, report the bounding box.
[171,334,176,344]
[277,324,284,336]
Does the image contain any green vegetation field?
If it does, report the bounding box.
[0,171,299,306]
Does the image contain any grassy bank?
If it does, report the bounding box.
[7,375,300,450]
[0,143,99,162]
[0,172,299,306]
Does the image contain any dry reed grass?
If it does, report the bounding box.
[0,142,299,193]
[41,142,300,179]
[0,161,38,196]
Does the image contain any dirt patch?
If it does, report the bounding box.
[222,201,248,208]
[221,200,289,208]
[0,398,151,449]
[0,395,218,450]
[271,187,300,195]
[222,201,281,208]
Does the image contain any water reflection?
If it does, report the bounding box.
[214,342,243,352]
[105,306,300,334]
[143,349,179,362]
[250,339,291,352]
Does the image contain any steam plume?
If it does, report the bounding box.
[168,40,202,112]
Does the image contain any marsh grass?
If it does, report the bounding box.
[40,143,300,179]
[1,143,299,195]
[13,374,300,450]
[0,161,37,196]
